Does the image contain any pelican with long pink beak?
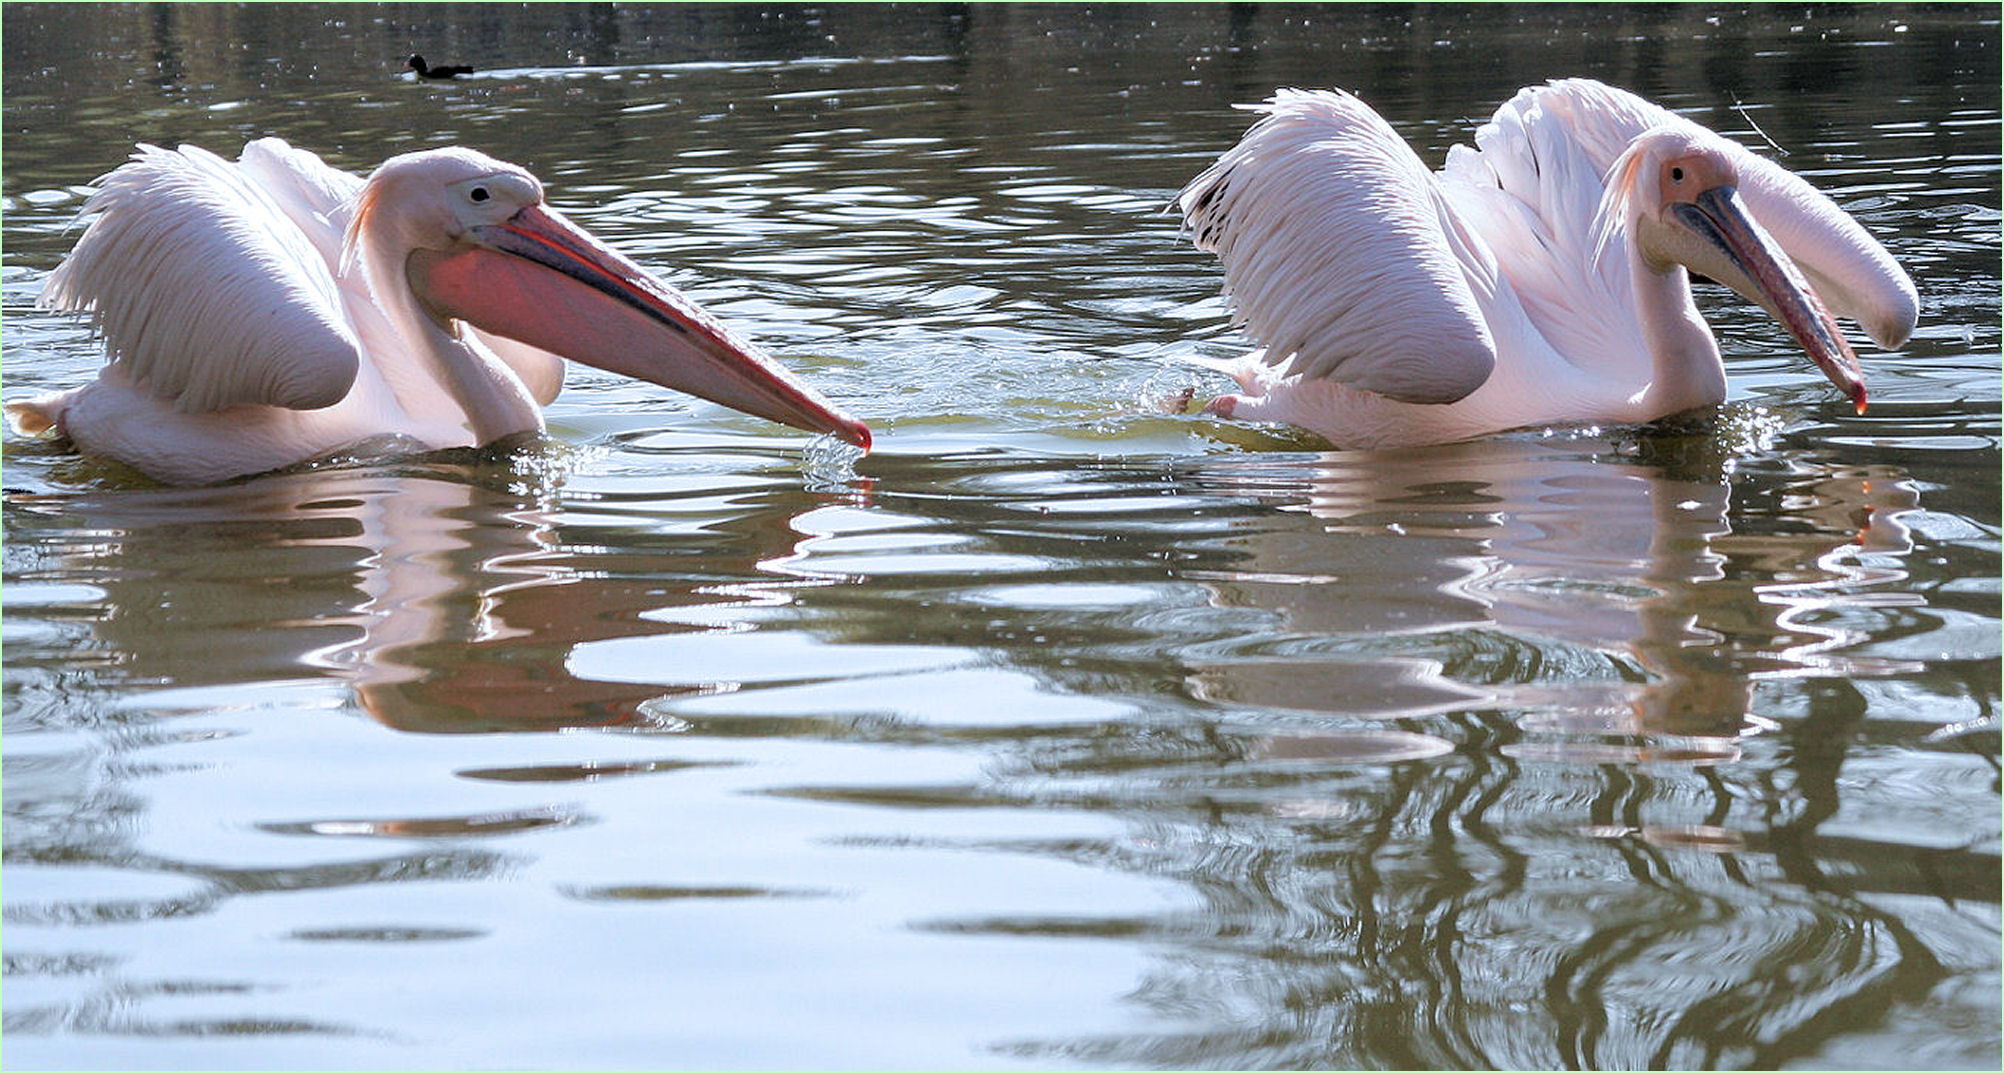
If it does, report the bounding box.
[9,139,869,484]
[1177,79,1917,447]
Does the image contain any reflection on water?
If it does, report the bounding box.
[3,3,1998,1069]
[987,435,1988,1069]
[20,451,871,737]
[1187,426,1926,744]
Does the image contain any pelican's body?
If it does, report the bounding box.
[1177,79,1917,447]
[9,139,867,484]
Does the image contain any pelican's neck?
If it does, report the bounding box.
[411,308,548,444]
[358,241,545,445]
[1629,254,1729,417]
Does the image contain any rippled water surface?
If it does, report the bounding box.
[4,4,1999,1069]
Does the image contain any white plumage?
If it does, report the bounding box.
[1184,88,1497,405]
[1178,78,1918,448]
[39,142,365,416]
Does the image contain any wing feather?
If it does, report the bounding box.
[38,143,361,413]
[1179,88,1496,405]
[234,137,365,271]
[1436,84,1647,367]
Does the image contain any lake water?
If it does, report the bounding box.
[3,4,1998,1069]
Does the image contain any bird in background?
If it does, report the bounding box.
[407,54,474,80]
[1176,78,1918,449]
[8,139,869,484]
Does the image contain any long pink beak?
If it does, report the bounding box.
[1675,186,1868,415]
[407,203,870,449]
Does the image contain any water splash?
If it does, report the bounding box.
[801,431,868,492]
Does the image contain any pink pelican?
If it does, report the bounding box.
[1176,79,1918,448]
[8,139,869,484]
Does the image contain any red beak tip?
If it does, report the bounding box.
[830,418,872,453]
[1852,385,1869,416]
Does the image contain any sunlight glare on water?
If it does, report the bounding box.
[2,4,1999,1070]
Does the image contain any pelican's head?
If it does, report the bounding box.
[346,146,870,449]
[1619,127,1866,413]
[350,147,542,257]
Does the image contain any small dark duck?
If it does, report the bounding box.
[407,54,474,80]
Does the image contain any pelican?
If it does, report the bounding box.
[8,138,869,484]
[1176,78,1918,448]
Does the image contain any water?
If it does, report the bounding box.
[3,4,1998,1069]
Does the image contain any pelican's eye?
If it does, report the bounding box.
[1669,166,1685,184]
[449,173,540,219]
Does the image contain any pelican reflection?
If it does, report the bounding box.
[21,459,845,735]
[1181,429,1921,748]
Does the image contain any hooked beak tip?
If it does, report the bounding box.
[841,419,873,453]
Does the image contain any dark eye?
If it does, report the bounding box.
[469,186,490,203]
[1669,166,1685,183]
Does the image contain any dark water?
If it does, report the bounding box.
[3,4,1998,1069]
